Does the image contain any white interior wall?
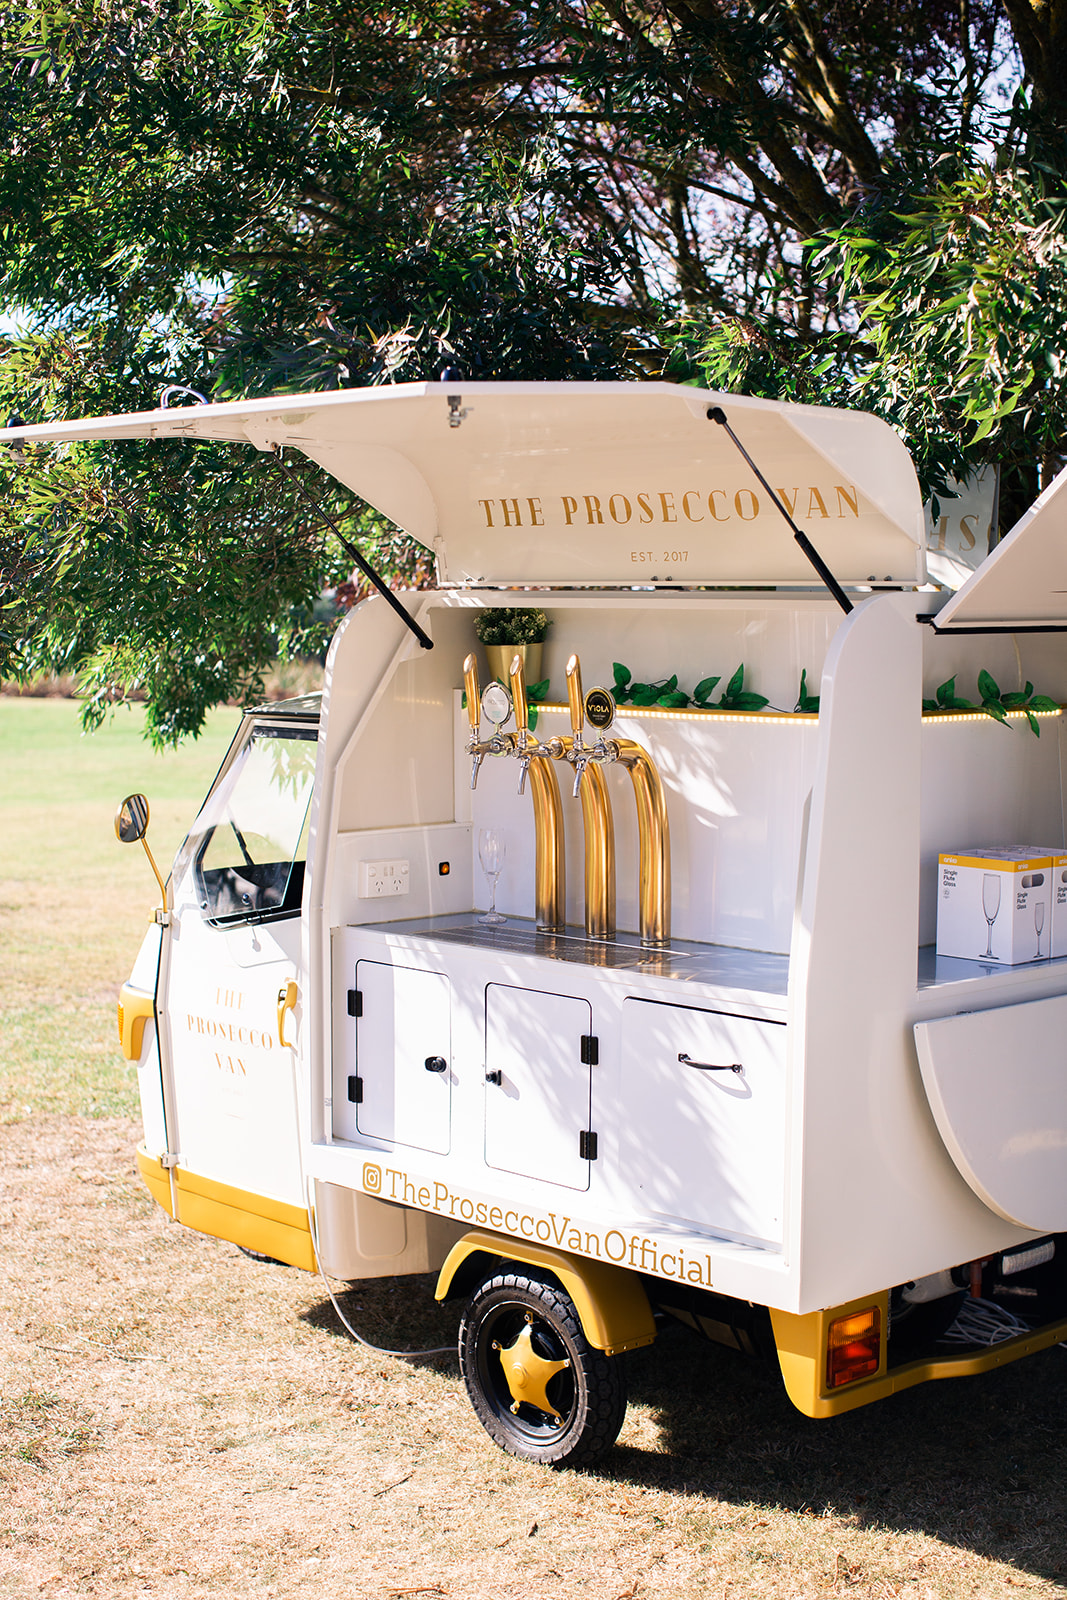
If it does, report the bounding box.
[332,590,843,953]
[454,694,819,952]
[918,630,1067,945]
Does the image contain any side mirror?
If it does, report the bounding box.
[115,793,150,844]
[114,792,169,916]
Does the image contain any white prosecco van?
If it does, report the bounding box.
[10,382,1067,1465]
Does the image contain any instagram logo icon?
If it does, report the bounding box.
[363,1163,382,1194]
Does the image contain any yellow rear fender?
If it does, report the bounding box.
[435,1229,656,1355]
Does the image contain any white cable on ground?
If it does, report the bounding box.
[306,1195,456,1359]
[937,1295,1032,1347]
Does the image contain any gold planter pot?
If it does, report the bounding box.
[483,641,543,686]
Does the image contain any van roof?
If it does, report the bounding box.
[2,381,926,590]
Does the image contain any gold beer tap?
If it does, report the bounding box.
[509,652,567,933]
[462,653,508,789]
[581,684,671,948]
[564,654,616,941]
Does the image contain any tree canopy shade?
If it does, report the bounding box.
[3,0,1067,738]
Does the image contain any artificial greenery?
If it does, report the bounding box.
[795,670,820,714]
[612,662,769,713]
[473,609,551,647]
[922,672,1060,737]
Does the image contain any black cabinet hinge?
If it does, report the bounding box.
[580,1034,599,1066]
[347,1075,363,1103]
[347,989,362,1017]
[579,1130,598,1160]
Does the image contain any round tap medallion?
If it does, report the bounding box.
[585,687,616,731]
[481,680,512,728]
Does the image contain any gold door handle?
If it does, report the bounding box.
[277,981,298,1047]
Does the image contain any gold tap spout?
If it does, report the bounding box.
[565,654,615,941]
[510,652,566,932]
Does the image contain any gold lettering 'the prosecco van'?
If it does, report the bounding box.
[12,381,1067,1466]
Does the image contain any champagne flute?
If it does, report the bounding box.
[477,829,507,925]
[1035,899,1045,958]
[981,872,1001,959]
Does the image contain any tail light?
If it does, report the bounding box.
[827,1306,881,1388]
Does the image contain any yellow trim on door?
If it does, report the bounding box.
[136,1147,174,1215]
[136,1146,315,1271]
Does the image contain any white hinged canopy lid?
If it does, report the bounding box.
[3,380,926,588]
[935,459,1067,629]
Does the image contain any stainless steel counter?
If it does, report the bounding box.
[361,913,790,999]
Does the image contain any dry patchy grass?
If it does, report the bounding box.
[4,1112,1067,1599]
[4,702,1067,1600]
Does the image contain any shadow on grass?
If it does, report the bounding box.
[298,1271,461,1364]
[612,1319,1067,1586]
[301,1272,1067,1584]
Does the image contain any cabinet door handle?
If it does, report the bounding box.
[678,1052,743,1075]
[424,1056,448,1074]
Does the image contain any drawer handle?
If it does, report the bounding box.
[424,1055,448,1074]
[678,1052,743,1075]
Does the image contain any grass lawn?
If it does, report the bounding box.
[0,697,235,1120]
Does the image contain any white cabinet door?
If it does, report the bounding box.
[619,998,786,1244]
[485,985,593,1192]
[354,961,452,1155]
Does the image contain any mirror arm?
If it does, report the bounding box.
[141,837,169,916]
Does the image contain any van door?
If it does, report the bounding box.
[160,716,318,1209]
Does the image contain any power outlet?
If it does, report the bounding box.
[358,858,410,898]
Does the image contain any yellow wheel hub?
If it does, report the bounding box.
[493,1314,571,1418]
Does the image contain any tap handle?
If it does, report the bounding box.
[510,653,529,737]
[566,654,584,741]
[462,653,481,737]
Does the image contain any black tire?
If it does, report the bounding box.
[236,1244,286,1266]
[458,1268,627,1467]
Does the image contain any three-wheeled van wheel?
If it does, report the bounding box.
[459,1269,627,1467]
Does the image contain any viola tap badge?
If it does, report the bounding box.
[361,1161,719,1289]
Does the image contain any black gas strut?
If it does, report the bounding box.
[271,445,434,650]
[706,406,853,615]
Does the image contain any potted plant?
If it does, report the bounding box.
[474,607,551,686]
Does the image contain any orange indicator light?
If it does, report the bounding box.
[826,1306,881,1389]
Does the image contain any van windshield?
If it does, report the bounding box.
[181,722,318,923]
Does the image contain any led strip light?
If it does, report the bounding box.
[535,704,1063,727]
[536,702,817,727]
